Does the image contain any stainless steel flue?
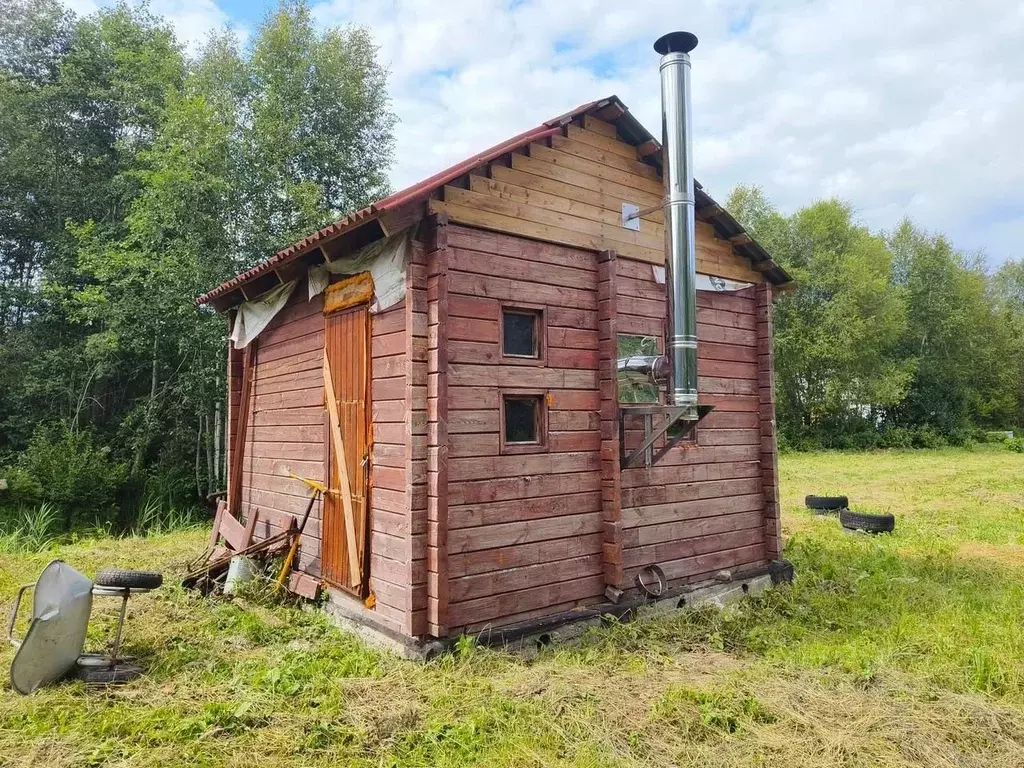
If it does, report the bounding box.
[655,31,699,409]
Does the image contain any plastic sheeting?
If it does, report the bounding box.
[308,230,408,312]
[229,229,410,350]
[651,265,753,293]
[230,279,297,350]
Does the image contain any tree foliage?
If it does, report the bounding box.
[0,0,394,526]
[728,186,1024,449]
[1,0,1020,530]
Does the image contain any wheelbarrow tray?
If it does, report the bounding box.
[9,560,93,694]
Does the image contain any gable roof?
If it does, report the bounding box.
[198,96,790,309]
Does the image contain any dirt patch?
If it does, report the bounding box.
[957,541,1024,567]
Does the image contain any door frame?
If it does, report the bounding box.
[321,273,373,595]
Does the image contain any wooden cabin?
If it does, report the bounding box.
[198,94,792,643]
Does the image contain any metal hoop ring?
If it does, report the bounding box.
[635,564,666,598]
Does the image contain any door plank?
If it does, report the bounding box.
[323,355,361,584]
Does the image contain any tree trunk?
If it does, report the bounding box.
[213,386,223,490]
[132,332,160,478]
[195,415,203,500]
[205,412,215,497]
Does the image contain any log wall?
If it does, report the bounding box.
[368,293,412,633]
[225,248,425,633]
[222,127,783,636]
[442,224,606,633]
[233,287,328,576]
[756,282,783,559]
[425,219,449,635]
[428,114,764,282]
[615,257,770,585]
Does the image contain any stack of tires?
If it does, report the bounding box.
[805,495,895,534]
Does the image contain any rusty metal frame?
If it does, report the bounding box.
[619,404,714,469]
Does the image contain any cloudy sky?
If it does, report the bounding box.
[67,0,1023,265]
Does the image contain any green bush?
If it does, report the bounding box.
[946,428,976,448]
[879,426,913,449]
[1007,437,1024,453]
[0,466,43,509]
[18,423,127,529]
[910,426,948,449]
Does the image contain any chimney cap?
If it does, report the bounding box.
[654,31,698,55]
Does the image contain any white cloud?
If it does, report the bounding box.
[305,0,1023,265]
[63,0,99,14]
[148,0,239,53]
[73,0,245,53]
[72,0,1024,264]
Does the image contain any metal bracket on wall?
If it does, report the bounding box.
[619,404,715,469]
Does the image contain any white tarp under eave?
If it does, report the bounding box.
[229,279,297,350]
[229,229,410,349]
[651,265,754,292]
[308,229,408,310]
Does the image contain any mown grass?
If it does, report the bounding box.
[1,447,1023,767]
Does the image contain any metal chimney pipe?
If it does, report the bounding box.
[655,31,699,409]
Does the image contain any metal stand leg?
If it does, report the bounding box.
[109,589,129,662]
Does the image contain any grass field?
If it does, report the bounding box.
[1,447,1023,767]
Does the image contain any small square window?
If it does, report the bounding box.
[504,396,540,442]
[502,309,541,358]
[667,418,698,445]
[501,392,548,453]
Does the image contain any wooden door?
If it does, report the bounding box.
[322,300,371,592]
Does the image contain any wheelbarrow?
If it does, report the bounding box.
[7,560,163,694]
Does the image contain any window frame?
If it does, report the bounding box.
[499,390,549,455]
[615,332,663,405]
[666,415,699,447]
[500,304,546,365]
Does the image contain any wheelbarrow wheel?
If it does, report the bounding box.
[94,569,163,590]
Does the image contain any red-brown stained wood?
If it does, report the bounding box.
[625,543,767,583]
[756,282,782,560]
[226,179,778,636]
[622,527,764,570]
[448,532,603,579]
[227,342,256,518]
[448,511,602,553]
[448,451,599,482]
[448,490,602,529]
[450,469,602,505]
[425,216,451,635]
[596,249,624,588]
[448,574,605,628]
[613,273,772,588]
[448,272,597,310]
[231,291,329,581]
[621,476,762,512]
[402,240,429,637]
[438,225,606,621]
[450,553,602,603]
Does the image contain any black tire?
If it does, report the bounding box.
[840,508,895,534]
[805,494,849,512]
[94,568,163,590]
[76,661,144,685]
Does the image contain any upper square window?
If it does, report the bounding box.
[502,308,541,358]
